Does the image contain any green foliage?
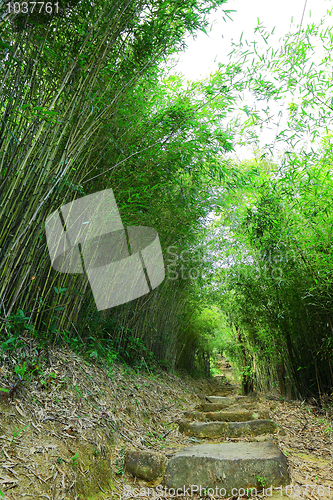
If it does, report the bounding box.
[257,475,267,488]
[0,0,236,378]
[10,425,30,445]
[186,11,333,396]
[3,0,333,394]
[70,452,79,467]
[225,8,333,153]
[0,310,33,353]
[208,152,333,398]
[176,306,225,376]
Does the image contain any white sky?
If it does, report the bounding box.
[173,0,333,81]
[170,0,333,161]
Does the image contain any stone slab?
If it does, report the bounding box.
[183,410,270,422]
[210,388,235,395]
[206,396,251,404]
[178,419,277,438]
[197,401,254,412]
[164,441,290,494]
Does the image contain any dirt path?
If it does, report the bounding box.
[124,357,291,498]
[122,356,333,500]
[0,348,332,499]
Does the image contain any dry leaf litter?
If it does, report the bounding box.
[0,345,332,500]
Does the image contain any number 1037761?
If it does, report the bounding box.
[7,2,59,14]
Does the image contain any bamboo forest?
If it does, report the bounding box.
[0,0,333,498]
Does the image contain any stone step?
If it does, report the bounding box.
[164,441,290,494]
[196,399,254,413]
[212,375,228,383]
[206,395,251,404]
[209,387,236,396]
[178,419,277,438]
[183,409,270,422]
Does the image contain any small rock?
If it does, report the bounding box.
[125,450,167,482]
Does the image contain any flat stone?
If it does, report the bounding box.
[209,388,235,396]
[183,411,215,422]
[196,401,255,412]
[125,450,167,482]
[212,375,228,383]
[178,419,277,438]
[209,384,239,396]
[183,410,270,422]
[206,396,251,404]
[164,441,290,494]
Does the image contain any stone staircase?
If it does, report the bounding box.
[164,392,290,495]
[178,394,277,439]
[125,380,291,497]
